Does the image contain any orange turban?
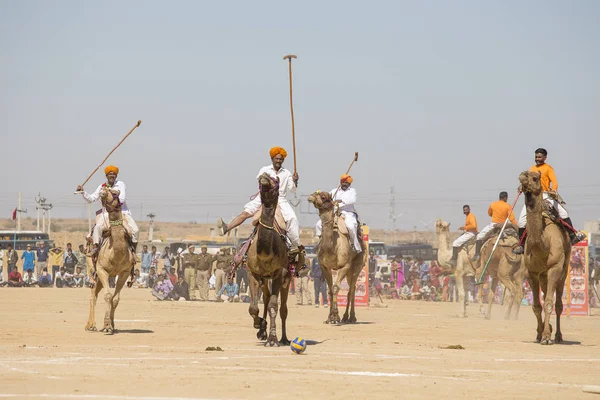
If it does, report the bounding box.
[269,147,288,159]
[340,174,353,183]
[104,165,119,175]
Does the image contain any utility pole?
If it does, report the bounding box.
[35,192,44,231]
[16,192,28,232]
[39,199,53,234]
[389,186,396,231]
[147,213,156,242]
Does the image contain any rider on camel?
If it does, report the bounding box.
[216,147,304,262]
[513,148,586,254]
[77,165,139,256]
[473,191,517,261]
[315,174,362,253]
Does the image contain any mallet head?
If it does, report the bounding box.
[283,54,297,61]
[136,120,142,127]
[354,152,359,162]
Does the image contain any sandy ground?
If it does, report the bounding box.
[0,288,599,400]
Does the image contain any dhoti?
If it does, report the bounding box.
[517,192,569,228]
[315,211,361,251]
[92,211,139,244]
[244,196,299,248]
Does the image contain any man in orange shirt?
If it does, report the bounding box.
[449,205,477,266]
[473,191,517,261]
[514,148,586,254]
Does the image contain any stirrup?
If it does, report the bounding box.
[217,217,228,236]
[512,246,524,255]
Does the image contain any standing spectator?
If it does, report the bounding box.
[21,244,36,275]
[295,263,312,306]
[213,248,231,296]
[38,267,53,287]
[23,269,38,287]
[390,258,397,288]
[160,246,175,271]
[403,257,411,281]
[73,266,85,287]
[63,249,78,274]
[430,261,442,289]
[235,261,249,294]
[62,243,73,263]
[181,244,199,300]
[36,241,49,278]
[75,244,87,275]
[395,257,405,289]
[196,245,215,301]
[0,245,4,283]
[152,273,173,301]
[419,259,430,286]
[309,257,328,308]
[169,275,190,301]
[217,276,239,302]
[150,246,159,271]
[48,246,64,279]
[175,247,184,277]
[6,244,19,279]
[368,250,377,286]
[140,245,151,273]
[372,271,387,307]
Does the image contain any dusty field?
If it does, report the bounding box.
[0,288,599,400]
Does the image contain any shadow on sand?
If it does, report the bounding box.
[116,329,154,334]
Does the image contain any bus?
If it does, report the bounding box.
[0,231,54,250]
[387,243,434,261]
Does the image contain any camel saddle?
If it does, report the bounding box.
[252,206,286,235]
[334,213,365,252]
[481,226,519,248]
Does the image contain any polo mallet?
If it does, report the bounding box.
[332,152,359,201]
[475,192,521,284]
[283,54,298,185]
[74,120,142,194]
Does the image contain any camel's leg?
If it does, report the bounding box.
[248,274,267,340]
[455,271,467,318]
[85,279,103,331]
[529,273,544,342]
[322,268,335,324]
[258,281,270,340]
[554,265,568,344]
[342,267,360,323]
[279,268,292,346]
[265,276,282,347]
[330,265,351,324]
[510,262,526,320]
[540,269,559,345]
[108,272,130,332]
[94,268,113,334]
[497,270,517,320]
[485,276,499,320]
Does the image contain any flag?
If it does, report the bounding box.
[11,208,16,221]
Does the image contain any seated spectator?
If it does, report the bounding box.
[38,267,53,287]
[411,279,421,300]
[152,273,173,301]
[419,283,431,300]
[23,269,38,287]
[55,267,73,288]
[217,276,239,302]
[131,269,144,288]
[1,266,24,287]
[168,267,177,285]
[400,283,412,300]
[147,267,158,289]
[73,266,85,288]
[168,275,190,301]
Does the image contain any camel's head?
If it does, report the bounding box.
[307,190,334,212]
[435,219,450,235]
[100,187,122,212]
[519,170,542,195]
[258,172,279,207]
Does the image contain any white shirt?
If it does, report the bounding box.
[82,180,130,213]
[256,165,296,202]
[330,187,357,214]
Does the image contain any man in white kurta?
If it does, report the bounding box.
[217,147,301,250]
[315,174,361,253]
[77,165,139,252]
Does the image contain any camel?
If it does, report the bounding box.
[476,231,526,320]
[519,170,570,345]
[85,187,135,334]
[308,190,366,324]
[246,173,291,346]
[435,219,477,318]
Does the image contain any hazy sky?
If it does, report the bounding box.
[1,0,599,232]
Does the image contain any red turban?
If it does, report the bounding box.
[269,147,288,159]
[104,165,119,175]
[340,174,353,183]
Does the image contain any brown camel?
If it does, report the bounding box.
[308,190,365,324]
[519,170,570,344]
[246,173,291,346]
[476,231,526,320]
[84,187,135,334]
[435,219,477,318]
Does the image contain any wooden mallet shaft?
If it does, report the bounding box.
[283,54,298,177]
